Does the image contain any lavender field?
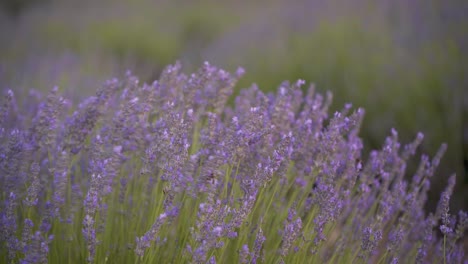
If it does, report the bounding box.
[0,0,467,263]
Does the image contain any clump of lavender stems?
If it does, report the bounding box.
[0,62,466,263]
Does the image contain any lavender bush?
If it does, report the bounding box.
[2,1,466,212]
[0,62,466,263]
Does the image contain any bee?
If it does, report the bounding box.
[197,171,218,188]
[355,158,363,172]
[240,179,255,195]
[205,172,218,186]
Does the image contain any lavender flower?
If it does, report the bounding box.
[23,162,41,207]
[280,209,302,256]
[0,89,14,129]
[29,86,65,151]
[359,226,382,258]
[1,192,20,262]
[437,175,456,236]
[21,231,53,264]
[239,244,250,264]
[251,226,266,264]
[135,212,168,257]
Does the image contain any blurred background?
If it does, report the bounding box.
[0,0,466,212]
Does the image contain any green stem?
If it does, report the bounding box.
[443,234,446,264]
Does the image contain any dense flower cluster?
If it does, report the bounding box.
[0,62,466,263]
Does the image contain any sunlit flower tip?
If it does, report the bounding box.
[159,213,167,220]
[356,161,362,171]
[187,108,194,117]
[296,79,306,87]
[250,107,259,112]
[440,225,452,235]
[218,69,229,79]
[84,214,93,223]
[242,244,249,252]
[236,67,245,77]
[130,97,139,103]
[113,145,122,154]
[208,256,216,264]
[227,231,237,238]
[280,87,287,95]
[295,177,306,187]
[416,132,424,140]
[213,226,223,236]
